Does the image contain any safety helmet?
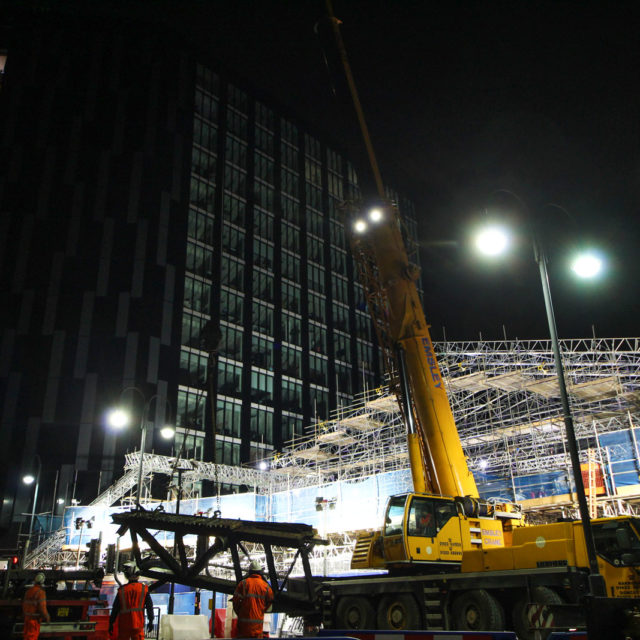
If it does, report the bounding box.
[249,560,263,573]
[34,572,46,585]
[123,561,141,578]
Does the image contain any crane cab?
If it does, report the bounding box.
[351,493,506,571]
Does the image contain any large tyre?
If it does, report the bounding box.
[376,594,422,630]
[335,596,376,629]
[451,589,505,631]
[512,586,563,640]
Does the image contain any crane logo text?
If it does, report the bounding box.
[422,337,442,389]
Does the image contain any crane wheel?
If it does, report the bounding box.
[376,594,422,630]
[335,596,376,629]
[512,586,563,640]
[451,589,505,631]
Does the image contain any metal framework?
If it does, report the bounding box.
[26,337,640,572]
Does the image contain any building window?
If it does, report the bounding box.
[193,117,218,151]
[334,331,351,362]
[250,369,273,405]
[255,151,274,183]
[251,336,274,370]
[181,312,210,350]
[250,406,274,444]
[355,311,372,340]
[222,194,246,225]
[310,385,329,420]
[216,439,241,466]
[304,133,321,159]
[328,171,343,199]
[220,288,244,325]
[254,182,274,210]
[305,157,322,186]
[216,398,242,438]
[179,349,209,387]
[306,184,323,212]
[177,387,207,429]
[222,223,245,258]
[308,263,325,294]
[195,89,219,122]
[332,303,349,333]
[282,251,300,283]
[306,208,324,237]
[282,345,301,377]
[282,413,303,443]
[309,354,327,386]
[190,176,216,213]
[225,135,248,169]
[224,165,247,197]
[218,359,243,397]
[282,313,301,346]
[254,208,274,241]
[281,142,298,170]
[309,322,326,355]
[282,195,300,225]
[281,222,299,252]
[184,276,211,314]
[307,235,324,264]
[281,118,298,144]
[192,147,217,182]
[186,241,213,278]
[332,274,349,304]
[255,126,274,155]
[253,238,274,272]
[308,292,325,323]
[174,428,205,460]
[281,168,299,197]
[282,379,302,412]
[282,283,301,314]
[330,248,347,275]
[252,301,274,335]
[219,324,243,361]
[336,362,352,394]
[188,208,214,244]
[330,219,346,250]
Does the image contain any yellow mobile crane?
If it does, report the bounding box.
[316,3,640,638]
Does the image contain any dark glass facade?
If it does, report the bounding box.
[0,10,418,536]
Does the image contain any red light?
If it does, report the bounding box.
[10,556,19,566]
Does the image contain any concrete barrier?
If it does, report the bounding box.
[158,613,210,639]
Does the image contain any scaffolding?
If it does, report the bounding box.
[272,337,640,519]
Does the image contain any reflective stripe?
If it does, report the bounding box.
[119,583,147,613]
[239,618,265,623]
[243,593,268,599]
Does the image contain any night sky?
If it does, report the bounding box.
[29,1,640,340]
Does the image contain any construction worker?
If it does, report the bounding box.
[22,572,50,640]
[232,560,274,638]
[109,562,154,640]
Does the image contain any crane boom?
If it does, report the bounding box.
[345,203,478,499]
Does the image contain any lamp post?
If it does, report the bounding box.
[22,454,42,557]
[107,388,174,509]
[475,195,606,596]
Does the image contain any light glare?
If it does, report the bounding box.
[368,208,383,223]
[354,219,367,234]
[23,474,35,485]
[259,461,268,471]
[160,426,175,440]
[475,226,509,256]
[572,253,602,279]
[108,408,130,429]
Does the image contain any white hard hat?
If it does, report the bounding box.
[249,560,263,573]
[34,573,45,585]
[123,561,140,577]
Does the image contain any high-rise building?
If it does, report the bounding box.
[0,9,419,536]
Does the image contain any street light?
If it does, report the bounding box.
[107,388,174,509]
[22,454,42,556]
[475,194,606,596]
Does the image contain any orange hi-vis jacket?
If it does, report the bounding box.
[22,584,49,640]
[117,581,149,632]
[232,572,274,638]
